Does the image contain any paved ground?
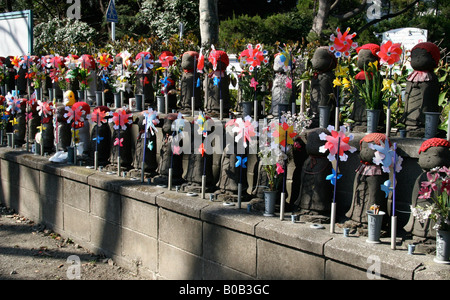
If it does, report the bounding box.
[0,204,148,280]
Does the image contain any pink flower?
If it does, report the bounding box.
[441,178,450,194]
[377,40,402,66]
[276,163,284,175]
[285,77,292,89]
[418,186,432,199]
[421,172,439,191]
[250,77,258,90]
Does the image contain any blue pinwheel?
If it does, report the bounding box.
[148,140,154,151]
[160,77,171,88]
[235,156,247,169]
[93,136,104,144]
[326,168,342,186]
[380,179,392,198]
[196,77,201,88]
[213,76,221,86]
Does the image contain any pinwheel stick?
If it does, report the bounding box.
[391,142,397,250]
[164,69,169,114]
[202,131,207,199]
[335,86,340,130]
[330,137,341,233]
[141,116,148,183]
[117,114,121,176]
[386,68,392,137]
[280,130,288,221]
[219,70,223,120]
[253,68,258,122]
[94,113,99,169]
[168,133,176,190]
[192,56,196,118]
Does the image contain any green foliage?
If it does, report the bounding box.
[34,18,97,56]
[135,0,199,42]
[219,10,312,53]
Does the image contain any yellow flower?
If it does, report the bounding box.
[382,79,394,92]
[368,60,378,71]
[335,65,349,77]
[333,78,342,87]
[342,77,351,90]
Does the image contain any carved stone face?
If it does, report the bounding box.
[359,141,377,163]
[418,146,450,171]
[357,49,378,70]
[311,47,335,72]
[181,52,198,70]
[306,127,329,156]
[410,48,436,71]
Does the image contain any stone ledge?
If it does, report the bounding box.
[156,191,210,219]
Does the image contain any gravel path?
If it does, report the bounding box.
[0,204,148,280]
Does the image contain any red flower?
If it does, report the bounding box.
[377,41,402,66]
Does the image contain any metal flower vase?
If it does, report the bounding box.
[263,190,277,217]
[366,109,381,133]
[366,210,385,243]
[434,230,450,264]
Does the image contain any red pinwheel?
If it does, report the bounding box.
[97,53,113,71]
[329,27,358,58]
[158,51,176,68]
[91,107,108,124]
[110,108,133,131]
[64,105,85,128]
[377,40,402,66]
[238,43,269,72]
[78,54,96,70]
[273,121,297,149]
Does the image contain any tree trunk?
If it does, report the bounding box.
[311,0,332,38]
[199,0,219,48]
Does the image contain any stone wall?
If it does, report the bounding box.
[0,147,448,280]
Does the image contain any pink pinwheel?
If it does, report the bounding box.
[329,27,358,58]
[273,121,297,148]
[64,105,85,127]
[232,115,258,149]
[319,125,357,162]
[172,145,181,155]
[114,137,124,147]
[90,107,109,124]
[110,108,133,131]
[250,77,258,90]
[238,43,269,72]
[377,40,402,66]
[158,51,176,68]
[37,100,53,119]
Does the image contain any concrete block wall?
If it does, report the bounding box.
[0,147,448,280]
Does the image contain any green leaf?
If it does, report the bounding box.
[439,91,448,106]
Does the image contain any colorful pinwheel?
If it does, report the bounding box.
[135,52,154,74]
[273,121,297,149]
[238,43,269,72]
[368,140,403,173]
[97,53,113,71]
[196,112,207,137]
[110,108,133,131]
[90,107,109,124]
[142,108,159,136]
[319,125,357,162]
[231,115,258,149]
[377,40,402,67]
[329,27,358,58]
[64,105,85,127]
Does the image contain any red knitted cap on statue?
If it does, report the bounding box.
[360,132,389,146]
[412,42,441,67]
[208,50,229,69]
[418,138,450,154]
[356,43,380,59]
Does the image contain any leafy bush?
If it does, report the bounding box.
[219,11,312,53]
[34,18,97,56]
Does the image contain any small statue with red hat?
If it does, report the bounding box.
[404,138,450,239]
[310,46,337,128]
[345,133,390,227]
[179,51,202,114]
[205,47,231,118]
[403,42,441,137]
